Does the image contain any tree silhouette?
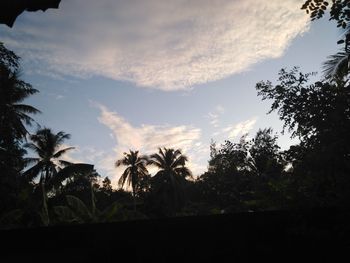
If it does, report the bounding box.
[115,150,149,212]
[302,0,349,28]
[256,67,350,207]
[198,137,255,212]
[23,128,74,192]
[102,176,113,194]
[249,129,289,209]
[0,43,40,143]
[148,148,192,216]
[0,42,40,213]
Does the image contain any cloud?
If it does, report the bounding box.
[92,102,208,185]
[211,117,257,142]
[1,0,309,90]
[207,105,225,127]
[223,118,257,139]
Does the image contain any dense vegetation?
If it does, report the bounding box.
[1,1,350,229]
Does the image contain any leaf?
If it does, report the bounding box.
[47,163,94,190]
[337,39,345,44]
[100,202,123,222]
[53,206,81,223]
[66,195,92,221]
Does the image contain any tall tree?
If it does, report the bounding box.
[198,137,256,212]
[115,150,149,212]
[256,67,350,207]
[249,128,289,209]
[0,42,39,213]
[23,128,74,191]
[102,176,113,194]
[148,148,192,216]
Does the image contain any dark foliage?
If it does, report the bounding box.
[0,43,39,214]
[257,67,350,207]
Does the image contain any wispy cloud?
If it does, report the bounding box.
[223,118,257,140]
[207,105,225,128]
[211,117,258,141]
[1,0,309,90]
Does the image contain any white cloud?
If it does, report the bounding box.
[223,118,257,139]
[207,104,225,127]
[91,102,208,186]
[1,0,309,90]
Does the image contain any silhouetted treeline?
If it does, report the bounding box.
[1,1,350,228]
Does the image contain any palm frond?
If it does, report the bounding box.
[58,160,73,167]
[172,155,188,168]
[174,166,192,179]
[13,104,41,115]
[47,163,94,191]
[322,51,349,79]
[149,153,165,168]
[23,162,44,181]
[53,147,75,158]
[23,157,39,167]
[55,131,71,144]
[118,168,131,188]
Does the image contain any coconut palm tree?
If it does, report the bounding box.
[149,147,192,179]
[148,147,192,215]
[23,128,74,188]
[0,43,40,143]
[115,150,149,211]
[0,42,40,213]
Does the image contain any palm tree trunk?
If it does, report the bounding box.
[41,178,49,226]
[132,188,136,212]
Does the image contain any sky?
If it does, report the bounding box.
[0,0,340,187]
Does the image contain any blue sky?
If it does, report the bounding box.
[0,0,340,186]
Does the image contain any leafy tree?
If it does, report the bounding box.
[102,176,113,194]
[302,0,349,28]
[62,168,100,195]
[198,137,255,212]
[249,129,289,209]
[0,42,39,213]
[197,129,293,212]
[115,150,149,212]
[148,148,192,216]
[256,67,350,207]
[250,128,283,178]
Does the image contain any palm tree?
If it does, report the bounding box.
[115,150,149,211]
[0,43,40,143]
[0,42,40,213]
[23,128,74,188]
[148,147,192,216]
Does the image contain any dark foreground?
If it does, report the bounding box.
[1,208,350,262]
